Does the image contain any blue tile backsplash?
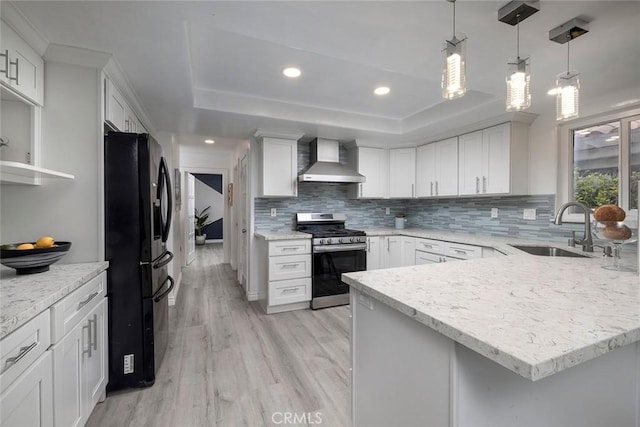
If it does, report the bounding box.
[254,141,583,242]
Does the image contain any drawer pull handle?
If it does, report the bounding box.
[281,263,299,268]
[0,50,8,78]
[83,322,92,357]
[1,342,37,374]
[78,291,99,310]
[8,57,18,83]
[281,247,299,251]
[91,314,98,351]
[453,249,468,254]
[282,287,299,293]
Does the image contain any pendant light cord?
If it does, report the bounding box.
[566,35,571,76]
[452,0,456,39]
[516,14,520,60]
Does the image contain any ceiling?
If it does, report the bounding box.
[10,1,640,148]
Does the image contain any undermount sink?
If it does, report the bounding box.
[509,244,589,258]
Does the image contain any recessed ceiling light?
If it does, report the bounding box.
[283,67,301,78]
[374,86,390,96]
[547,88,560,96]
[605,136,620,142]
[205,139,215,144]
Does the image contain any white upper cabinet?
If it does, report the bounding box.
[416,137,458,198]
[258,136,299,197]
[458,122,528,196]
[482,123,510,194]
[388,147,416,198]
[347,146,388,199]
[458,130,484,195]
[104,77,126,131]
[0,21,44,106]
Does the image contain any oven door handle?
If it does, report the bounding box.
[313,244,367,253]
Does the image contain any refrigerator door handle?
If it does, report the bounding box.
[157,157,173,243]
[153,275,175,303]
[152,250,174,269]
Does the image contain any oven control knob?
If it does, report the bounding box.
[319,239,325,245]
[339,238,344,243]
[350,237,355,242]
[327,238,332,244]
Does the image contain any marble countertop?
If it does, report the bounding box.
[254,230,312,241]
[343,252,640,381]
[0,262,109,339]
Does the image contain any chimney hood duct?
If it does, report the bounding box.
[298,138,365,183]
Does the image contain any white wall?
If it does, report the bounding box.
[1,61,102,263]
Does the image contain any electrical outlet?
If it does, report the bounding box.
[523,208,537,220]
[385,207,391,215]
[270,208,277,217]
[491,208,499,218]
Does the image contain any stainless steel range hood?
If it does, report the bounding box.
[298,138,365,183]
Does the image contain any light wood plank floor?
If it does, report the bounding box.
[87,243,351,427]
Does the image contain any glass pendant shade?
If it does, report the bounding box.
[441,36,467,100]
[556,71,580,121]
[506,57,531,111]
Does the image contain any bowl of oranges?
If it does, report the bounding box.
[0,237,71,275]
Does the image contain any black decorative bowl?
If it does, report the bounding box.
[0,242,72,274]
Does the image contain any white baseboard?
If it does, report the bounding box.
[246,291,260,301]
[205,239,223,243]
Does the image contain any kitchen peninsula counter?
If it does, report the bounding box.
[343,243,640,426]
[0,261,108,339]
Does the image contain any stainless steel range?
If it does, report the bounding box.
[296,213,367,309]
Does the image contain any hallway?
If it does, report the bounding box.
[87,244,350,427]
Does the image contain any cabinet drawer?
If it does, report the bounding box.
[269,278,311,306]
[444,242,482,260]
[415,250,441,265]
[0,309,50,393]
[268,255,311,281]
[268,240,311,256]
[415,238,444,254]
[50,272,106,344]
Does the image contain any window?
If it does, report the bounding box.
[567,113,640,216]
[573,121,620,208]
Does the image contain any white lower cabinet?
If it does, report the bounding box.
[50,272,108,427]
[261,239,312,313]
[0,270,106,427]
[384,236,403,268]
[415,238,485,265]
[52,298,107,427]
[365,236,381,270]
[0,351,54,427]
[0,309,53,427]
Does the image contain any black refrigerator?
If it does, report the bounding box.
[104,131,174,392]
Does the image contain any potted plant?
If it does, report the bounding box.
[194,206,212,245]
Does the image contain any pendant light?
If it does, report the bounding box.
[550,18,589,121]
[441,0,467,100]
[505,15,531,111]
[498,1,539,112]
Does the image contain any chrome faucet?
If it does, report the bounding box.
[553,201,594,252]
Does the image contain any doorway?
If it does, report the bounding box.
[193,173,224,243]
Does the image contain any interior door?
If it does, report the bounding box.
[238,154,248,289]
[186,173,196,265]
